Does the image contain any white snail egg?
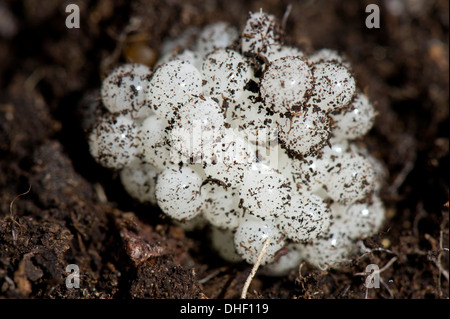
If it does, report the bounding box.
[265,45,305,63]
[310,61,356,112]
[308,48,349,67]
[170,97,225,163]
[234,91,280,147]
[277,194,331,242]
[194,22,239,58]
[160,26,199,56]
[331,196,385,239]
[241,11,278,55]
[156,49,203,71]
[291,141,348,193]
[211,227,243,263]
[88,113,139,170]
[120,160,158,204]
[277,107,330,157]
[325,152,376,205]
[330,93,376,141]
[203,131,256,187]
[138,115,172,171]
[234,216,285,265]
[101,63,153,120]
[260,57,314,115]
[148,60,202,121]
[202,49,252,105]
[155,165,205,220]
[295,223,356,269]
[201,183,242,230]
[260,244,303,276]
[240,164,291,220]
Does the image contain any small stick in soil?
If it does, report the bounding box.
[93,182,108,203]
[241,237,271,299]
[9,185,31,244]
[387,153,415,195]
[198,266,229,285]
[355,256,397,299]
[424,231,449,293]
[437,231,449,297]
[357,240,398,262]
[281,4,292,31]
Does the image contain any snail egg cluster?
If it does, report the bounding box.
[88,11,386,274]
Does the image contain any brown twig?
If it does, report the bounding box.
[198,266,229,285]
[355,256,397,299]
[281,4,292,31]
[241,237,271,299]
[9,185,31,244]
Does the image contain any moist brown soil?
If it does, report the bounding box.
[0,0,448,299]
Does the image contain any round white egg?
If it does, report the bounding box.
[88,113,139,169]
[310,61,356,113]
[240,164,291,220]
[202,49,252,105]
[120,160,158,204]
[155,165,205,220]
[138,115,172,171]
[234,216,285,265]
[201,183,242,230]
[148,60,202,121]
[277,107,330,157]
[101,63,153,120]
[330,93,376,141]
[277,194,331,242]
[260,57,314,115]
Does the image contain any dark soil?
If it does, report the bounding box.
[0,0,448,299]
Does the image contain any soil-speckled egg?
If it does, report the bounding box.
[260,57,314,115]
